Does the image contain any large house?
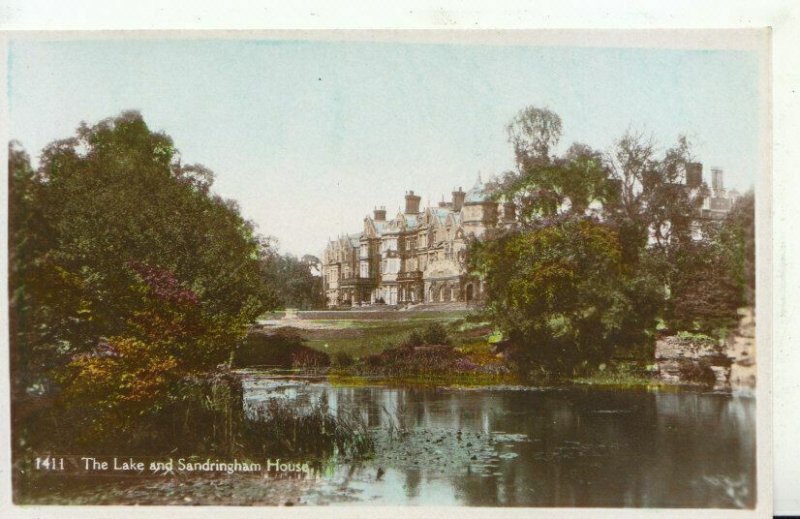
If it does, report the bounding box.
[321,176,515,307]
[321,166,740,308]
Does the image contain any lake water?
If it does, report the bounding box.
[242,376,756,508]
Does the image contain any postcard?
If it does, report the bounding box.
[2,29,772,517]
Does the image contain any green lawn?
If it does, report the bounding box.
[301,312,482,358]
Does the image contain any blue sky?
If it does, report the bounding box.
[8,38,762,256]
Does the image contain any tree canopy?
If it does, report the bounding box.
[9,112,279,442]
[472,105,754,375]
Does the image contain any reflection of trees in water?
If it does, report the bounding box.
[403,468,421,498]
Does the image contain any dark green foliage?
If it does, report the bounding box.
[401,329,425,348]
[233,328,330,368]
[473,105,753,374]
[665,191,754,333]
[474,218,648,376]
[360,343,461,376]
[331,351,355,368]
[422,322,450,345]
[8,112,282,458]
[260,253,326,310]
[9,112,275,385]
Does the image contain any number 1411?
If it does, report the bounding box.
[35,457,65,470]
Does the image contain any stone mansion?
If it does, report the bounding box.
[321,166,739,308]
[321,176,514,307]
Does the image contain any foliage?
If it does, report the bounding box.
[243,399,373,459]
[331,351,355,368]
[233,328,330,368]
[260,252,326,310]
[473,105,753,373]
[8,112,279,452]
[421,321,450,345]
[473,218,646,375]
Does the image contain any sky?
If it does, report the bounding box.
[8,37,763,257]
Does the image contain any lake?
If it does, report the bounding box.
[242,376,756,508]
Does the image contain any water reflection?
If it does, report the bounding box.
[242,377,755,508]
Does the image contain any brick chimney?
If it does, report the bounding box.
[686,162,703,188]
[452,187,465,212]
[712,168,724,196]
[373,206,386,221]
[405,190,421,215]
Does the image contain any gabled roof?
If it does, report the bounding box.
[429,207,450,225]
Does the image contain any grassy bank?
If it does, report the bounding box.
[301,312,471,358]
[243,311,663,389]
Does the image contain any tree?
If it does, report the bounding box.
[9,111,278,446]
[665,190,755,333]
[261,253,326,310]
[473,107,733,373]
[605,132,709,251]
[490,106,617,226]
[473,218,650,375]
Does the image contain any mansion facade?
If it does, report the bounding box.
[321,165,740,308]
[321,176,515,307]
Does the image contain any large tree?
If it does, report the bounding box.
[473,218,645,375]
[261,252,326,310]
[9,112,278,445]
[472,106,741,374]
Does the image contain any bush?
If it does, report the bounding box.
[401,329,424,348]
[233,328,329,368]
[422,322,450,345]
[291,348,330,370]
[332,351,355,368]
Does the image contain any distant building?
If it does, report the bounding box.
[321,176,515,307]
[322,165,740,307]
[655,163,741,244]
[703,166,741,219]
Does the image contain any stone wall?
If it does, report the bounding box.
[655,307,755,391]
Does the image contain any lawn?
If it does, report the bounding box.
[301,311,478,359]
[301,312,472,358]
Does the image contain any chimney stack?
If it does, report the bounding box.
[711,168,724,195]
[686,162,703,188]
[373,206,386,221]
[405,190,421,215]
[452,187,465,212]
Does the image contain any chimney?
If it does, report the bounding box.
[452,187,465,212]
[711,168,724,195]
[686,162,703,188]
[405,190,421,215]
[373,206,386,221]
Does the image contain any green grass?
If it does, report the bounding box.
[570,361,661,388]
[302,313,473,358]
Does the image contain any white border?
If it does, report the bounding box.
[1,1,796,516]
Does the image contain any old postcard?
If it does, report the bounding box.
[2,29,771,516]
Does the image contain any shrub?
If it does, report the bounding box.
[233,328,329,368]
[332,351,355,368]
[291,348,330,370]
[422,322,450,345]
[401,329,424,348]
